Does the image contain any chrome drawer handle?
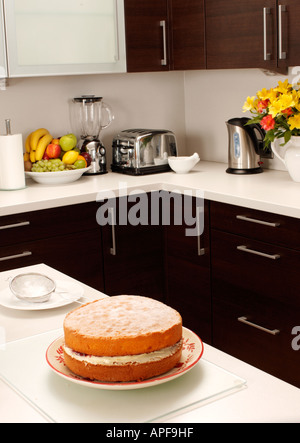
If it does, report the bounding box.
[196,206,205,256]
[238,316,280,336]
[278,4,287,60]
[0,251,32,262]
[109,207,116,256]
[236,215,280,227]
[263,7,271,61]
[237,245,280,260]
[0,221,30,231]
[160,20,168,66]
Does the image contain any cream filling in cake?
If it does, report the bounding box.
[63,339,182,367]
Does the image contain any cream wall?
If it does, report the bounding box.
[0,71,186,167]
[0,67,296,171]
[183,68,296,171]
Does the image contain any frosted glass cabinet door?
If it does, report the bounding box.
[0,1,7,77]
[3,0,126,77]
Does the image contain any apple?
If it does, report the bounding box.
[80,152,92,167]
[74,157,87,169]
[59,134,77,152]
[42,151,50,160]
[46,143,61,159]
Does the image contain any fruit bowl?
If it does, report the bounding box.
[25,167,91,185]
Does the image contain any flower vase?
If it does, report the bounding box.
[271,136,300,182]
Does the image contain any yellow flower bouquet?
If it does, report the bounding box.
[243,79,300,147]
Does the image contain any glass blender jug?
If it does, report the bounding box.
[70,95,114,175]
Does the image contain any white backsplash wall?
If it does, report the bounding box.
[183,68,294,171]
[0,71,187,167]
[0,67,296,171]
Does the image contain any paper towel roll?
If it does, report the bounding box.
[0,133,26,190]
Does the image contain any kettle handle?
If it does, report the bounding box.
[245,122,265,153]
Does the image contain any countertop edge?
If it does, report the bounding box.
[1,162,299,219]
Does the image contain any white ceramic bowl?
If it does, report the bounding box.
[168,154,200,174]
[9,273,56,303]
[25,167,91,185]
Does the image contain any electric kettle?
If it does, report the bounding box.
[226,117,265,174]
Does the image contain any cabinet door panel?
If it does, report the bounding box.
[169,0,205,70]
[0,202,99,248]
[164,194,211,343]
[211,228,300,387]
[213,295,300,387]
[211,229,300,308]
[278,0,300,69]
[206,0,277,70]
[124,0,169,72]
[210,201,300,251]
[0,230,104,291]
[101,194,164,300]
[4,0,126,76]
[0,1,7,77]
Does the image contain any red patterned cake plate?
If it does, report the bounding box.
[46,327,204,391]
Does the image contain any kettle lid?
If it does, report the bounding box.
[226,117,250,127]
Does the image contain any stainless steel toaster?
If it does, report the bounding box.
[111,129,177,175]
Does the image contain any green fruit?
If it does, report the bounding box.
[74,159,86,169]
[59,134,77,151]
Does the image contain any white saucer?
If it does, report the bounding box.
[0,279,84,311]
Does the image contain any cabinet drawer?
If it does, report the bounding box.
[213,295,300,388]
[0,202,99,247]
[0,229,104,291]
[211,229,300,307]
[210,201,300,251]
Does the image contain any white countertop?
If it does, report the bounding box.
[0,264,300,424]
[1,161,299,218]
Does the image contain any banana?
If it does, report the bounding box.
[25,133,32,153]
[30,128,49,151]
[35,133,53,161]
[30,150,36,163]
[23,152,30,162]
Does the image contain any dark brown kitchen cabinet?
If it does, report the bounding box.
[100,193,165,301]
[277,0,300,70]
[210,201,300,388]
[124,0,169,72]
[124,0,205,72]
[206,0,279,71]
[169,0,206,71]
[163,192,211,343]
[206,0,300,72]
[0,202,105,292]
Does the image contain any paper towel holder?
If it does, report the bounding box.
[5,119,11,135]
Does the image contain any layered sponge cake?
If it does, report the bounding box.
[63,295,183,382]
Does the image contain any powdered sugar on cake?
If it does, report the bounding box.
[65,295,181,338]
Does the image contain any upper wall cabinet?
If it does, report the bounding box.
[3,0,127,77]
[206,0,278,70]
[206,0,300,72]
[124,0,205,72]
[169,0,205,71]
[0,2,7,77]
[277,0,300,70]
[124,0,169,72]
